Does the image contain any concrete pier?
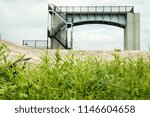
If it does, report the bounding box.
[124,13,140,50]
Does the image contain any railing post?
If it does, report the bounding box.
[35,40,36,48]
[47,27,49,49]
[22,40,24,46]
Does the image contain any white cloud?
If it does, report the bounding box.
[73,25,123,50]
[0,0,48,44]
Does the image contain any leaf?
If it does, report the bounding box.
[19,93,28,98]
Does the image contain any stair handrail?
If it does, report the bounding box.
[53,22,66,35]
[54,34,67,49]
[49,4,67,22]
[50,21,66,36]
[54,6,67,20]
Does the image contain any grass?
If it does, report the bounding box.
[0,43,150,100]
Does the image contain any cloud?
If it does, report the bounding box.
[0,0,48,44]
[73,25,123,50]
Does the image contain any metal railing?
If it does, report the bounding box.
[23,40,48,49]
[56,6,134,14]
[50,21,66,36]
[48,4,67,20]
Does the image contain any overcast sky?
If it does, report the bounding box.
[0,0,150,50]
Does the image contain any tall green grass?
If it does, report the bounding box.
[0,43,150,100]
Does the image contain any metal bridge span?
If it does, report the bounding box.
[48,5,140,50]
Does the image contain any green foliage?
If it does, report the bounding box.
[0,44,150,100]
[114,48,121,52]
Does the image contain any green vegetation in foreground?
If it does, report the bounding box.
[0,44,150,100]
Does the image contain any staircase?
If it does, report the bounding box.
[50,21,66,37]
[48,5,70,49]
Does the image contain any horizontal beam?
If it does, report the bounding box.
[72,21,125,28]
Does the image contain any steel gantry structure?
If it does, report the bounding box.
[47,4,140,50]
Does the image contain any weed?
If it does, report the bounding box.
[0,44,150,100]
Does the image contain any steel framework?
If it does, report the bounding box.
[47,5,140,50]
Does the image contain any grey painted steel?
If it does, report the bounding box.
[47,5,140,50]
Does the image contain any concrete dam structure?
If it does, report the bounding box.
[47,4,140,50]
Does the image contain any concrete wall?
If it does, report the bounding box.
[124,13,140,50]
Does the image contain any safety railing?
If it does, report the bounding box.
[23,40,48,49]
[48,4,67,20]
[56,6,134,14]
[50,21,66,36]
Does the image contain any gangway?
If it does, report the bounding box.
[47,5,140,50]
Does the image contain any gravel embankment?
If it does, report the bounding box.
[0,40,149,64]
